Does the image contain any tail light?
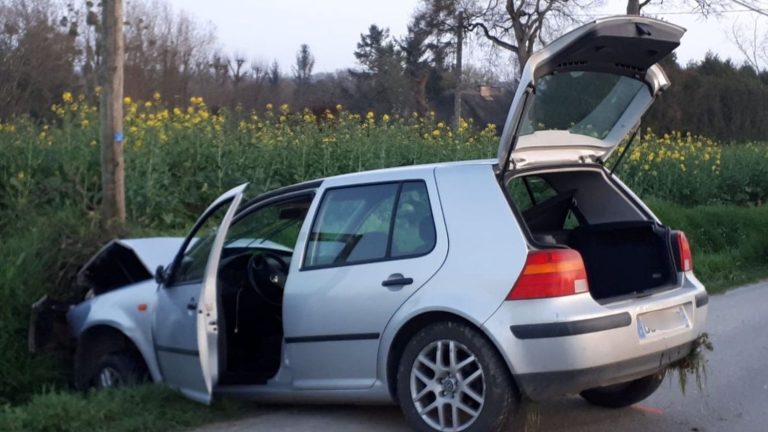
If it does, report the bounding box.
[507,249,589,300]
[675,231,693,272]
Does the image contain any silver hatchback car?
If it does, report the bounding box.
[50,16,707,432]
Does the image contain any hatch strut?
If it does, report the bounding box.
[609,123,642,176]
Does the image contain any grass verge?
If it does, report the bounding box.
[649,200,768,293]
[0,385,245,432]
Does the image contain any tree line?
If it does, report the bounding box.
[1,0,767,141]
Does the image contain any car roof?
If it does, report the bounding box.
[243,158,496,207]
[322,158,496,183]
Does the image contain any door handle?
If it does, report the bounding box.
[382,274,414,287]
[187,298,197,311]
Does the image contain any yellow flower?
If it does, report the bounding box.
[266,103,273,110]
[382,114,390,123]
[80,119,90,129]
[153,92,161,101]
[366,111,375,121]
[431,129,441,138]
[335,104,343,112]
[123,96,132,105]
[144,101,153,109]
[458,118,469,131]
[62,92,73,103]
[280,104,290,114]
[16,171,25,181]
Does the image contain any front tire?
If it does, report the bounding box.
[396,321,519,432]
[580,370,666,408]
[91,351,148,389]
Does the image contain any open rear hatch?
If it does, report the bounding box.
[496,16,686,172]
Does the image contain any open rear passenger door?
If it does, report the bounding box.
[496,16,686,173]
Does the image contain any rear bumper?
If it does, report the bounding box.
[516,341,693,399]
[483,278,708,401]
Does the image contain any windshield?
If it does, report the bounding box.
[520,71,647,140]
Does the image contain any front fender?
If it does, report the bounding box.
[68,279,163,382]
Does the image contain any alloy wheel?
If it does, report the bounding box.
[97,366,122,388]
[410,339,485,431]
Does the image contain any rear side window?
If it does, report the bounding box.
[507,176,557,211]
[304,181,435,269]
[392,182,435,258]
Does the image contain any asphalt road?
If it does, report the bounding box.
[192,281,768,432]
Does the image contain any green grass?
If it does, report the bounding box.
[649,200,768,293]
[0,385,246,432]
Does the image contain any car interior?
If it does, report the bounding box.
[507,169,678,301]
[215,196,312,385]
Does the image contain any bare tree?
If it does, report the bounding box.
[732,17,768,72]
[626,0,651,14]
[0,0,78,119]
[293,44,315,83]
[627,0,767,16]
[268,60,281,87]
[229,53,246,87]
[123,0,216,102]
[293,44,315,102]
[463,0,598,73]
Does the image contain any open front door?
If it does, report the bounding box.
[196,185,246,401]
[153,183,246,404]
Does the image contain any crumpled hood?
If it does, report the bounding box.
[77,237,185,295]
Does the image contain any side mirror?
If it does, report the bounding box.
[155,265,166,284]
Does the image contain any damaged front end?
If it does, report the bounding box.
[28,237,184,353]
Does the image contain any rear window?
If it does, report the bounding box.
[520,71,646,139]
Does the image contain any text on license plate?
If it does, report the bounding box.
[637,305,690,338]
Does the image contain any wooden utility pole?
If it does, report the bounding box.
[100,0,126,227]
[453,10,464,129]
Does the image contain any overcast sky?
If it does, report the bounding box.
[168,0,762,74]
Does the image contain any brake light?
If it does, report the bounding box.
[676,231,693,272]
[507,249,589,300]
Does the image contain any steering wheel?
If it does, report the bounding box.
[247,251,289,307]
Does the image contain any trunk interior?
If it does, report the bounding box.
[506,168,679,301]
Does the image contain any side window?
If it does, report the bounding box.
[223,196,311,252]
[392,182,435,257]
[506,176,558,211]
[172,201,232,285]
[304,181,436,268]
[305,183,398,267]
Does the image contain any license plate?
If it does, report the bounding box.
[637,305,690,338]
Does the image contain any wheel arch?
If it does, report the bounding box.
[74,324,149,389]
[384,310,518,402]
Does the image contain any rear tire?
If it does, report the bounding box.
[580,370,666,408]
[396,321,519,432]
[91,351,148,389]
